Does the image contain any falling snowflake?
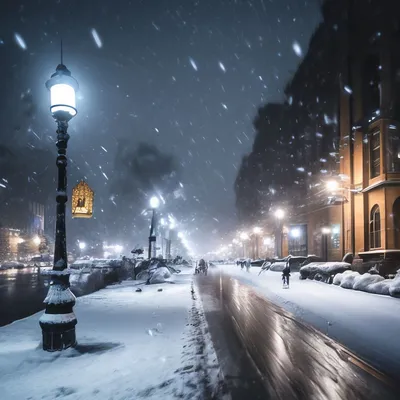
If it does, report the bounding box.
[189,57,198,71]
[221,103,228,110]
[344,85,352,94]
[102,172,109,180]
[0,183,6,188]
[101,146,108,152]
[152,22,160,31]
[91,28,102,48]
[14,33,27,50]
[292,41,302,57]
[218,61,226,72]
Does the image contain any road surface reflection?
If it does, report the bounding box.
[198,269,399,400]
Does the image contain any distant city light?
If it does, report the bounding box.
[78,242,86,250]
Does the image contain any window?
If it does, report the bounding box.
[370,130,381,178]
[370,205,381,249]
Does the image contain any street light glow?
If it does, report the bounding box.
[240,232,249,241]
[274,209,285,219]
[149,196,160,209]
[253,226,262,234]
[33,236,41,246]
[326,180,339,191]
[78,242,86,250]
[321,227,331,235]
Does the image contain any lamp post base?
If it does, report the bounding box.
[40,322,77,351]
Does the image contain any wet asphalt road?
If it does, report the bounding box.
[0,268,50,327]
[196,267,400,400]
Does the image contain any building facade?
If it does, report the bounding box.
[235,0,400,264]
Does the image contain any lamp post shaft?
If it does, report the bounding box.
[39,120,77,351]
[148,208,157,259]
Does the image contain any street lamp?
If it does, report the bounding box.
[33,236,41,246]
[239,232,249,258]
[253,227,262,259]
[39,54,79,351]
[273,209,285,258]
[148,196,160,259]
[78,242,86,250]
[321,227,331,261]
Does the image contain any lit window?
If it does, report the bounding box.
[370,205,381,249]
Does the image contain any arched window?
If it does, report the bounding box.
[370,205,381,249]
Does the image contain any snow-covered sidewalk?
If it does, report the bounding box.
[221,265,400,377]
[0,271,225,400]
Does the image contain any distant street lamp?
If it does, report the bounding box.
[33,236,41,246]
[39,52,79,351]
[253,227,262,259]
[273,209,285,258]
[78,242,86,250]
[321,227,331,261]
[239,232,249,258]
[148,196,160,259]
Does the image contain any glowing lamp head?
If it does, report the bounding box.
[274,209,285,220]
[253,226,262,234]
[326,180,339,192]
[240,232,249,241]
[78,242,86,250]
[46,63,78,121]
[149,196,160,209]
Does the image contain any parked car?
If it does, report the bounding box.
[251,259,265,267]
[0,261,25,270]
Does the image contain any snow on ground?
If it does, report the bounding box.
[220,265,400,377]
[0,270,227,400]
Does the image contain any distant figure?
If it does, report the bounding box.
[246,258,251,272]
[282,263,291,288]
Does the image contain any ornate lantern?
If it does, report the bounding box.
[72,181,94,218]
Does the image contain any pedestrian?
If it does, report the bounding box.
[282,262,291,288]
[246,258,251,272]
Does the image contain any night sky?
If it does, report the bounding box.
[0,0,321,254]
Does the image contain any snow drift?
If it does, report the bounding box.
[333,270,400,297]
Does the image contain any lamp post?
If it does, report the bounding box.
[78,241,86,258]
[39,56,79,351]
[274,209,285,258]
[148,196,160,259]
[253,227,262,259]
[321,227,331,261]
[239,232,249,258]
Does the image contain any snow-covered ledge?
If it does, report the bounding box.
[43,284,76,305]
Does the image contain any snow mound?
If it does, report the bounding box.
[333,270,400,297]
[148,266,171,284]
[300,262,350,280]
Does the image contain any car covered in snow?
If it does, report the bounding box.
[0,261,25,270]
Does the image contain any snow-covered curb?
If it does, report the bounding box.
[0,272,226,400]
[333,270,400,297]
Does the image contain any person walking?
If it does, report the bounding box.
[282,262,291,288]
